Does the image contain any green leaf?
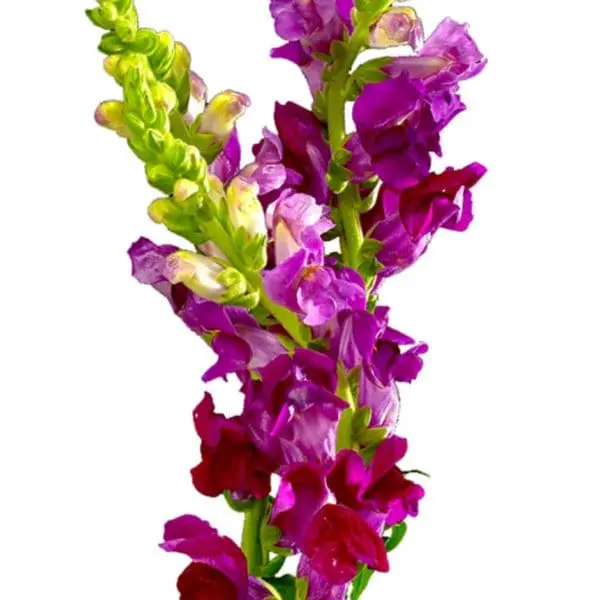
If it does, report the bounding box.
[360,238,383,257]
[352,406,372,435]
[384,522,408,552]
[351,523,408,599]
[295,577,308,600]
[352,57,394,87]
[331,40,349,62]
[350,565,374,600]
[264,576,295,600]
[98,32,126,54]
[356,426,388,447]
[260,555,287,578]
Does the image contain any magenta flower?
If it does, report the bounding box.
[269,440,423,584]
[267,189,334,264]
[269,0,354,95]
[243,349,346,465]
[328,437,425,526]
[351,18,486,189]
[365,162,487,277]
[210,129,242,185]
[263,250,366,326]
[191,394,275,500]
[160,515,270,599]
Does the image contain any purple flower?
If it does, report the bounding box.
[128,238,287,381]
[365,163,487,276]
[210,129,241,185]
[243,349,347,466]
[325,307,427,384]
[191,394,276,500]
[351,18,486,188]
[160,514,270,599]
[271,463,329,548]
[267,189,334,264]
[263,250,366,326]
[269,0,354,95]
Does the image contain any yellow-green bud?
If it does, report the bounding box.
[198,91,250,141]
[151,82,178,113]
[226,176,267,237]
[174,179,199,202]
[95,100,130,138]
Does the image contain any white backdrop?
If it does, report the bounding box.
[1,1,599,598]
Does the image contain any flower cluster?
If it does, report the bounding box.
[87,0,485,598]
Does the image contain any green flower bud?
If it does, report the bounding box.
[129,28,159,55]
[148,197,175,224]
[149,31,175,79]
[103,55,121,78]
[151,81,177,113]
[95,100,129,137]
[173,179,199,202]
[98,1,118,23]
[145,163,176,194]
[144,128,165,155]
[115,15,138,43]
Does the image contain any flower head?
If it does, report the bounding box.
[191,394,275,500]
[244,349,346,466]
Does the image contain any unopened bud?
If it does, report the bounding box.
[95,100,129,138]
[198,91,250,141]
[370,7,423,50]
[226,176,267,237]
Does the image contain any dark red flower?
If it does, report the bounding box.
[303,504,389,585]
[191,394,275,500]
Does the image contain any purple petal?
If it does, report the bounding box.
[353,73,424,133]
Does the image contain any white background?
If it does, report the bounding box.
[1,1,599,598]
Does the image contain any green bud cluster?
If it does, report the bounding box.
[86,0,228,247]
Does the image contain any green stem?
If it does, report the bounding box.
[241,498,267,576]
[326,32,366,269]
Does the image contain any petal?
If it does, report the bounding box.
[271,463,329,548]
[353,73,424,133]
[304,505,389,584]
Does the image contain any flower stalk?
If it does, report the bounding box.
[87,0,486,598]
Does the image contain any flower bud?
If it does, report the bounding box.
[226,176,267,237]
[165,251,247,302]
[198,91,250,141]
[370,7,424,50]
[151,82,178,113]
[103,55,121,79]
[190,72,208,105]
[95,100,129,138]
[173,178,199,202]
